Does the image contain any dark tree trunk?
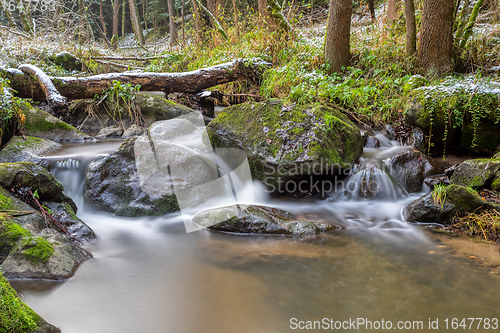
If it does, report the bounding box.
[129,0,145,44]
[112,0,121,39]
[324,0,352,73]
[419,0,455,74]
[122,0,127,36]
[404,0,417,56]
[368,0,376,22]
[387,0,397,21]
[192,0,203,43]
[100,0,107,36]
[4,59,270,101]
[167,0,177,47]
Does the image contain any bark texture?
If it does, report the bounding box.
[404,0,417,56]
[4,59,270,101]
[324,0,352,73]
[387,0,398,21]
[418,0,455,74]
[128,0,145,44]
[167,0,177,47]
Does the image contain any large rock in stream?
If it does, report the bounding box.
[404,185,500,224]
[193,204,338,236]
[0,162,94,280]
[449,158,500,190]
[206,99,364,194]
[0,136,60,166]
[383,149,446,193]
[85,115,221,216]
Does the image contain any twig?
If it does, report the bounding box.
[0,25,33,40]
[92,58,144,70]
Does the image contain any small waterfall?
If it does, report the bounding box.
[49,157,87,208]
[341,163,408,201]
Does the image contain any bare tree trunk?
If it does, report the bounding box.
[192,0,203,44]
[387,0,397,21]
[404,0,417,56]
[182,0,186,44]
[78,0,86,43]
[128,0,145,44]
[122,0,127,36]
[112,0,121,38]
[100,0,107,36]
[142,0,149,30]
[368,0,376,22]
[167,0,177,47]
[324,0,352,73]
[233,0,239,37]
[419,0,455,74]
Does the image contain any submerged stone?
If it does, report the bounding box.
[193,204,338,236]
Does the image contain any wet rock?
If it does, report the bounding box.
[0,136,60,166]
[0,186,92,280]
[404,185,500,224]
[384,150,446,192]
[423,174,450,189]
[193,204,338,236]
[206,99,363,193]
[0,162,66,202]
[52,51,82,71]
[365,136,380,148]
[96,126,123,138]
[85,136,179,217]
[123,124,143,137]
[450,158,500,190]
[406,127,425,152]
[21,102,91,141]
[0,162,94,240]
[2,228,91,280]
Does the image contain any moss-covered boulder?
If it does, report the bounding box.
[21,101,91,141]
[450,158,500,190]
[0,136,60,166]
[403,74,429,94]
[51,51,82,72]
[0,187,91,280]
[0,162,95,242]
[405,77,500,155]
[206,99,363,193]
[66,93,193,135]
[0,80,20,147]
[193,204,338,236]
[85,137,180,216]
[403,185,500,224]
[0,270,60,332]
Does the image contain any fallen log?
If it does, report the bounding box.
[2,58,270,101]
[18,64,68,112]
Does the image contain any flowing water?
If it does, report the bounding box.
[13,137,500,333]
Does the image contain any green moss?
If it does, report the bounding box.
[403,75,429,94]
[407,77,500,154]
[0,270,40,332]
[21,237,54,263]
[0,220,31,245]
[208,99,362,187]
[20,101,78,133]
